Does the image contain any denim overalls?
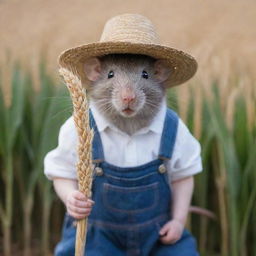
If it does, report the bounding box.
[55,108,199,256]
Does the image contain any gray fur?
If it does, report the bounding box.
[87,54,166,135]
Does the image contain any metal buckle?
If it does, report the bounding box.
[95,167,104,176]
[158,164,166,174]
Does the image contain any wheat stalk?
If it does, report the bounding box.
[59,67,93,256]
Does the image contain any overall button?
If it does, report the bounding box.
[95,167,104,176]
[158,164,166,174]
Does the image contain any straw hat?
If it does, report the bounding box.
[58,13,197,88]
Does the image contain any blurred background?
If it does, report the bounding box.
[0,0,255,255]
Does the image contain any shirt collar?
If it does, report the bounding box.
[89,98,167,135]
[89,100,111,132]
[146,99,167,134]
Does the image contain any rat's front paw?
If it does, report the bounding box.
[66,190,95,220]
[159,219,184,244]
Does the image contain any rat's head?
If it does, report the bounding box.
[84,54,171,134]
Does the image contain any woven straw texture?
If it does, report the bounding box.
[59,68,93,256]
[58,13,197,88]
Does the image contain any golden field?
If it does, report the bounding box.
[0,0,256,132]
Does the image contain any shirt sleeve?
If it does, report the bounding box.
[44,116,78,180]
[166,118,203,182]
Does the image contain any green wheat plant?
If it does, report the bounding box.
[0,62,72,256]
[0,63,255,256]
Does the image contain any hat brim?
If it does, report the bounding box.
[58,41,197,88]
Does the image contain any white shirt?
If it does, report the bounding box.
[44,99,202,184]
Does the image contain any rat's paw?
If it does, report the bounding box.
[66,190,95,219]
[159,219,184,244]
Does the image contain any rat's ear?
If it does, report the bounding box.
[154,60,171,83]
[83,57,101,81]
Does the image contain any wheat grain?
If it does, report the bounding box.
[59,67,93,256]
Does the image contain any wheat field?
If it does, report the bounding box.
[0,0,256,255]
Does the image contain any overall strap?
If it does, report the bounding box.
[158,108,179,160]
[89,110,105,163]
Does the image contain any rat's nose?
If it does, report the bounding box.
[121,88,135,104]
[122,95,135,104]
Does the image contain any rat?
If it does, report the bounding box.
[49,53,204,255]
[84,54,171,135]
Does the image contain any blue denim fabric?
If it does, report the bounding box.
[55,108,199,256]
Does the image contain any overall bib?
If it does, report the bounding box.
[55,109,199,256]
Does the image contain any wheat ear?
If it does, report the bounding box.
[59,68,93,256]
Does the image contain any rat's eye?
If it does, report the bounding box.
[142,70,149,79]
[108,70,114,79]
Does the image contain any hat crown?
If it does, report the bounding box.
[100,14,160,44]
